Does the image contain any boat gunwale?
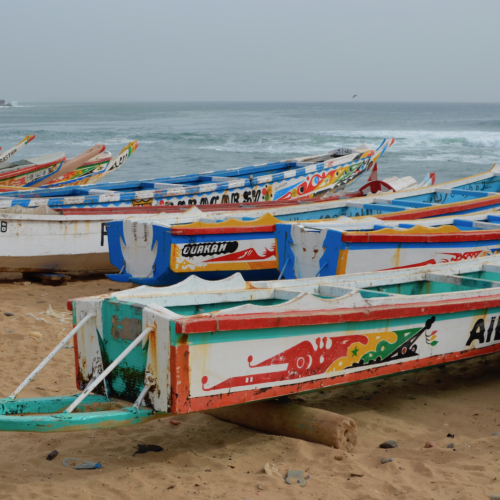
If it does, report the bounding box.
[174,291,500,333]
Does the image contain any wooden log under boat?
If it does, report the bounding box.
[208,400,357,451]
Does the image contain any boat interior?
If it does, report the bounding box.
[0,152,65,173]
[102,260,500,321]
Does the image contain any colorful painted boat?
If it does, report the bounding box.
[0,141,139,189]
[0,139,394,208]
[0,151,67,188]
[105,163,500,285]
[276,214,500,279]
[108,209,500,285]
[0,135,36,163]
[3,255,500,432]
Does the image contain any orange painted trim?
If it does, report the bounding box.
[170,343,190,414]
[336,249,348,275]
[172,213,281,231]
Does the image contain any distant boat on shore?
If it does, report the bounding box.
[0,100,12,107]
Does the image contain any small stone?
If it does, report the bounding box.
[257,484,263,490]
[399,467,405,470]
[37,301,45,304]
[6,329,13,333]
[4,312,14,317]
[381,458,393,464]
[379,441,398,449]
[447,433,454,438]
[350,472,364,477]
[491,495,500,500]
[424,441,437,448]
[334,455,343,461]
[493,432,500,436]
[46,450,58,461]
[447,443,454,448]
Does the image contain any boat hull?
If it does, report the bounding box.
[0,139,394,209]
[72,264,500,415]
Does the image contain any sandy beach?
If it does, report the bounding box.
[1,277,500,500]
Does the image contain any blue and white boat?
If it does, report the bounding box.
[0,139,393,209]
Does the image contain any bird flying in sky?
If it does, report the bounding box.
[352,94,357,99]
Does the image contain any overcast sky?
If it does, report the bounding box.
[2,0,499,103]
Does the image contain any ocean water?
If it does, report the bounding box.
[1,102,500,188]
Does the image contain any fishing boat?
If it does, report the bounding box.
[0,151,67,188]
[0,138,394,208]
[276,214,500,279]
[0,135,36,163]
[2,255,500,432]
[110,209,500,285]
[0,141,139,189]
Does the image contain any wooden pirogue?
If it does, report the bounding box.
[0,139,393,208]
[2,255,500,431]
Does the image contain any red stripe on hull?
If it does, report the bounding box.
[175,294,500,334]
[378,195,500,221]
[0,156,66,181]
[171,225,276,235]
[342,232,500,243]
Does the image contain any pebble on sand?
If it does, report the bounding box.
[447,443,454,448]
[381,458,393,464]
[379,441,398,449]
[424,441,437,448]
[4,312,14,317]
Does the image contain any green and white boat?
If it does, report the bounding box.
[2,254,500,432]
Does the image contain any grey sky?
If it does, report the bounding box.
[2,0,499,102]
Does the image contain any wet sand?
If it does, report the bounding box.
[1,278,500,499]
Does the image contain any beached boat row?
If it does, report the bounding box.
[2,137,500,434]
[105,164,500,284]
